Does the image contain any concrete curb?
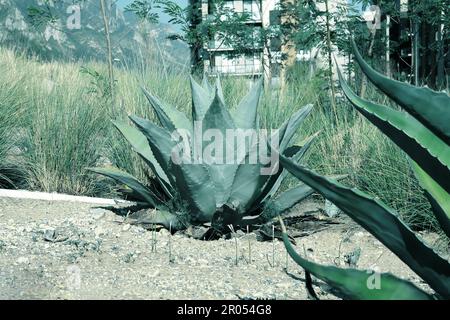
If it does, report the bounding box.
[0,189,131,205]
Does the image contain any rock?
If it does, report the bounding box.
[98,211,116,222]
[122,224,131,232]
[234,230,246,238]
[89,208,106,220]
[44,229,57,242]
[158,229,171,237]
[132,226,146,234]
[17,257,29,264]
[245,232,258,241]
[185,226,210,240]
[324,200,340,218]
[94,227,107,238]
[197,259,208,266]
[276,282,292,289]
[149,270,160,278]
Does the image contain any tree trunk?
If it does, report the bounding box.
[437,20,445,90]
[325,0,337,122]
[386,15,391,78]
[99,0,115,102]
[360,29,377,99]
[413,20,420,86]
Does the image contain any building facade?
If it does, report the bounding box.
[190,0,284,83]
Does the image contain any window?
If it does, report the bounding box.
[213,52,263,75]
[209,0,235,14]
[223,0,235,11]
[243,0,261,21]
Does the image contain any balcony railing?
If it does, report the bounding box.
[208,65,263,76]
[209,54,263,75]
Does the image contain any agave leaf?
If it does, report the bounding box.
[426,192,450,239]
[258,132,319,204]
[338,68,450,193]
[117,186,149,203]
[112,121,172,191]
[267,184,314,216]
[228,129,280,213]
[352,39,450,145]
[88,167,165,209]
[411,161,450,219]
[201,75,214,93]
[130,116,216,222]
[190,75,213,122]
[280,156,450,298]
[283,145,303,157]
[141,88,192,133]
[171,163,217,223]
[129,115,176,184]
[215,76,225,103]
[127,209,184,231]
[228,162,271,213]
[279,104,314,151]
[228,107,313,212]
[411,161,450,238]
[279,218,433,300]
[233,78,263,129]
[264,174,347,217]
[202,92,238,207]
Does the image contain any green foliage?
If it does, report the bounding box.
[284,0,370,66]
[280,41,450,299]
[91,77,315,230]
[79,66,113,99]
[0,48,435,233]
[27,1,58,29]
[155,0,282,73]
[0,66,24,188]
[125,0,159,23]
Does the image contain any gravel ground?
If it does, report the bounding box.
[0,197,441,300]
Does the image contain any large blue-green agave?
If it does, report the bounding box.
[91,77,317,231]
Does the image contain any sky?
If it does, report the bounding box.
[117,0,188,24]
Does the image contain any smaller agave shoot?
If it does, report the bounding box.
[90,76,317,232]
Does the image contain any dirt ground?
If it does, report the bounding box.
[0,196,441,300]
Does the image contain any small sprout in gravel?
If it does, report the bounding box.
[168,222,174,263]
[151,224,157,253]
[123,251,138,263]
[344,247,361,268]
[272,226,275,267]
[228,225,238,266]
[285,247,289,272]
[247,226,251,264]
[265,225,276,268]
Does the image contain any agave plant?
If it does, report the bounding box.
[91,76,317,231]
[279,40,450,300]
